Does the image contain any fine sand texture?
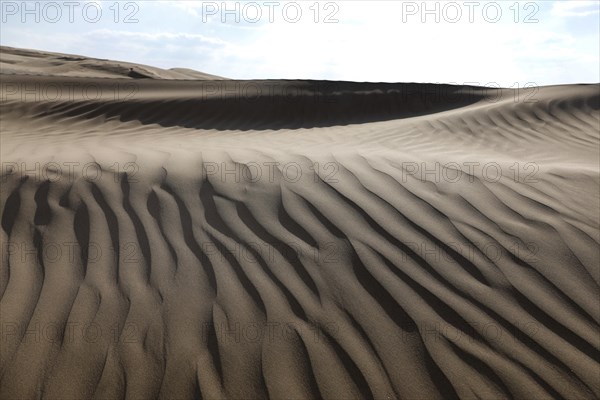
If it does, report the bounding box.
[1,46,599,399]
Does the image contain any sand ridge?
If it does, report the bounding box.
[1,47,599,399]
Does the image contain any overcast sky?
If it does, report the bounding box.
[1,1,599,85]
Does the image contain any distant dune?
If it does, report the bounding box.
[0,46,226,80]
[1,47,599,400]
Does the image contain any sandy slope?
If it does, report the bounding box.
[0,46,225,80]
[1,47,599,400]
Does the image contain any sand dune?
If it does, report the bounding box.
[1,47,599,399]
[1,46,225,80]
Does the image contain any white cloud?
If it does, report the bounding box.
[87,29,228,45]
[160,1,205,17]
[551,0,600,17]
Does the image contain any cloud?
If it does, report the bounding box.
[86,29,228,46]
[160,1,205,17]
[551,1,599,17]
[0,1,597,84]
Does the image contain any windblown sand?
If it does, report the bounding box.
[1,47,599,399]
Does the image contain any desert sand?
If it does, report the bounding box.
[1,46,599,399]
